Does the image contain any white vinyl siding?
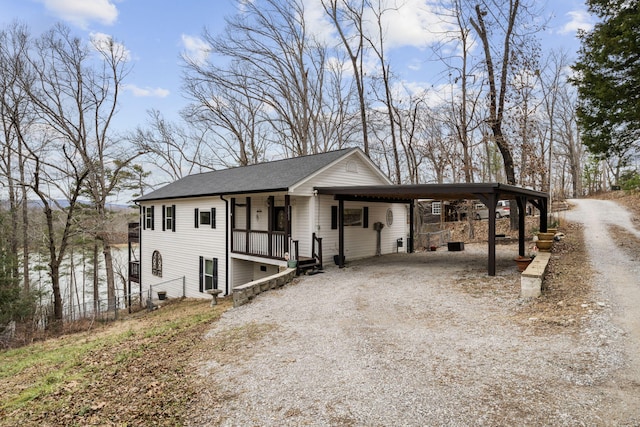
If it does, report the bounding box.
[231,259,255,288]
[230,258,279,288]
[140,198,227,297]
[292,198,311,257]
[291,153,391,196]
[314,196,407,264]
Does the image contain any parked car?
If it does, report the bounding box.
[474,200,510,220]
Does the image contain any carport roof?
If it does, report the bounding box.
[316,182,549,276]
[315,182,547,202]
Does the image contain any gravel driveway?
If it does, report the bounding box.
[190,205,640,426]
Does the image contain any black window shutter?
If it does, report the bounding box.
[363,207,369,228]
[162,205,166,231]
[213,258,218,289]
[211,207,216,229]
[194,208,199,228]
[142,206,146,230]
[331,206,338,230]
[199,256,204,293]
[151,206,155,230]
[172,205,176,232]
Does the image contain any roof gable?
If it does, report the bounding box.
[289,148,392,192]
[136,148,363,202]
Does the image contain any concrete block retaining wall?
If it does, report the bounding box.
[232,268,297,307]
[520,252,551,298]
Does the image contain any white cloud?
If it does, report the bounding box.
[181,34,211,65]
[90,32,131,61]
[301,0,455,52]
[363,0,455,50]
[558,10,594,35]
[39,0,118,29]
[123,84,170,98]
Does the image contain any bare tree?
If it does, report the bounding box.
[364,0,402,183]
[21,129,89,326]
[537,49,583,199]
[434,0,485,183]
[25,24,134,314]
[415,107,456,184]
[470,1,521,185]
[132,110,218,183]
[508,66,543,189]
[552,65,583,198]
[186,0,349,158]
[392,90,429,184]
[0,23,33,292]
[181,63,271,167]
[321,0,370,155]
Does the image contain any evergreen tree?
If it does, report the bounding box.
[573,0,640,168]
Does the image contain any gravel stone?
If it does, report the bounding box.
[188,200,640,426]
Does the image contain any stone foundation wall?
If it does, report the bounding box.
[232,268,297,307]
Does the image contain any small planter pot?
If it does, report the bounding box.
[537,232,555,241]
[514,256,533,272]
[536,239,553,252]
[333,255,345,265]
[287,260,298,268]
[430,246,437,251]
[157,291,167,300]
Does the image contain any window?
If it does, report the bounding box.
[331,206,368,229]
[200,210,210,225]
[163,205,175,232]
[343,208,362,227]
[194,208,216,228]
[431,202,441,215]
[144,206,155,230]
[199,256,218,291]
[152,250,162,277]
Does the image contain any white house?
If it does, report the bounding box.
[132,148,409,298]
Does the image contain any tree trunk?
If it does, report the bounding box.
[102,240,116,311]
[93,242,99,315]
[50,262,63,328]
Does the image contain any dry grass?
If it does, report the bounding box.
[0,298,232,426]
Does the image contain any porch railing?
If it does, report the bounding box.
[312,233,323,269]
[129,261,140,283]
[232,230,287,259]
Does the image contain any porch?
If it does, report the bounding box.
[230,194,323,271]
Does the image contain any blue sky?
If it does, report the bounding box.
[0,0,595,134]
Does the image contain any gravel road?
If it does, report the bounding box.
[190,201,640,426]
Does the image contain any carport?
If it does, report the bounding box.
[315,183,549,276]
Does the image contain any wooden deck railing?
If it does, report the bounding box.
[232,230,287,259]
[129,261,140,283]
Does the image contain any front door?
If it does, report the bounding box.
[273,207,286,232]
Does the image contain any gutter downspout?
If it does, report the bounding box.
[134,201,141,310]
[220,195,230,296]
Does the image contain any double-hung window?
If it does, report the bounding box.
[163,205,176,232]
[144,206,155,230]
[199,256,218,291]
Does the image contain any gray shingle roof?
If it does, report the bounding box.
[136,148,359,202]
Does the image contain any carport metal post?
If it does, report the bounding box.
[516,196,527,257]
[338,199,345,268]
[409,201,415,253]
[478,193,498,276]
